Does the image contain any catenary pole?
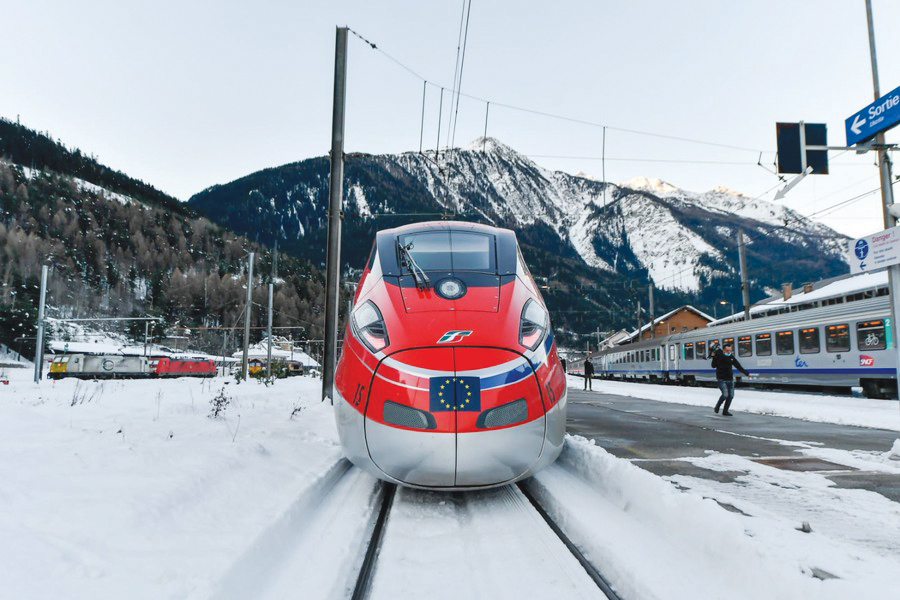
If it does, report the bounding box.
[267,282,273,379]
[648,283,656,338]
[322,27,348,402]
[865,0,899,401]
[33,265,48,383]
[242,252,254,381]
[737,230,751,321]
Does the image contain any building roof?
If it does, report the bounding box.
[619,305,713,344]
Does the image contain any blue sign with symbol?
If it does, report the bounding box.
[845,84,900,146]
[854,239,869,260]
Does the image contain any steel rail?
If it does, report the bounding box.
[350,482,397,600]
[518,482,623,600]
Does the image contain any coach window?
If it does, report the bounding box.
[799,327,820,354]
[738,336,752,357]
[696,340,706,358]
[776,330,794,355]
[857,320,887,351]
[723,337,734,349]
[685,342,694,360]
[708,340,719,353]
[755,333,772,356]
[825,324,850,353]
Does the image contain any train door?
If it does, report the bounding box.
[669,343,680,373]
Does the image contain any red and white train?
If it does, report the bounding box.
[49,354,216,379]
[334,221,567,490]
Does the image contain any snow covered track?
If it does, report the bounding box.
[351,482,397,600]
[518,482,622,599]
[365,483,611,599]
[206,459,383,600]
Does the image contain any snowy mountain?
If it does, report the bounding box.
[188,138,850,330]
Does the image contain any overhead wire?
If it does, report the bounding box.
[344,26,888,324]
[346,27,766,156]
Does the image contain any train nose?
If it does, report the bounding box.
[365,347,546,488]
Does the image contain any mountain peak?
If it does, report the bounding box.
[466,136,517,156]
[709,185,748,198]
[622,176,681,196]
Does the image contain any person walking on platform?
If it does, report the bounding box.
[711,343,751,416]
[583,352,594,391]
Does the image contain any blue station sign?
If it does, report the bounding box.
[845,84,900,146]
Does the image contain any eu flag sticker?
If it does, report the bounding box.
[429,376,481,412]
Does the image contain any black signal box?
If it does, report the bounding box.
[776,122,829,175]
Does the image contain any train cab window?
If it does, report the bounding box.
[684,342,694,360]
[857,320,887,351]
[755,333,772,356]
[825,324,850,353]
[398,231,496,273]
[776,330,794,355]
[799,327,820,354]
[696,341,706,358]
[738,336,752,357]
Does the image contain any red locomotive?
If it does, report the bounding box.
[334,222,567,490]
[149,357,217,377]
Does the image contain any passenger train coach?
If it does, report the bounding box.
[596,293,896,399]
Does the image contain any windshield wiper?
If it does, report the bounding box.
[398,242,431,291]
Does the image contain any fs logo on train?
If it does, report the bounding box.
[437,330,473,344]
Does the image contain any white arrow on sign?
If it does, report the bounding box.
[773,165,813,201]
[850,113,866,135]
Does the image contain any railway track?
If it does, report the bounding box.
[208,459,624,599]
[349,477,623,600]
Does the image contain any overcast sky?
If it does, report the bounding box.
[3,0,899,239]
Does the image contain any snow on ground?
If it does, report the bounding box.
[0,368,898,598]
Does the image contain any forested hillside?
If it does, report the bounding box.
[0,117,188,215]
[0,137,326,359]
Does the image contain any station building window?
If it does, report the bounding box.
[755,333,772,356]
[738,336,752,357]
[825,324,850,353]
[799,327,820,354]
[857,320,886,351]
[776,330,794,355]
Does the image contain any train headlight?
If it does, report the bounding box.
[436,277,466,299]
[519,299,548,350]
[352,300,390,353]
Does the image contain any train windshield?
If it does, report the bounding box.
[398,231,496,273]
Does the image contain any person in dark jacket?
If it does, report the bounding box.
[583,352,595,390]
[711,343,751,416]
